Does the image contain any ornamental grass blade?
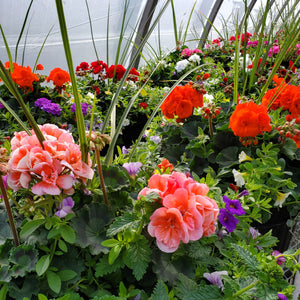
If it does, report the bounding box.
[103,0,171,164]
[55,0,88,163]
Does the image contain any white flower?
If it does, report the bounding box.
[238,151,253,163]
[232,169,245,187]
[188,54,201,64]
[275,192,291,208]
[203,94,214,102]
[175,59,190,73]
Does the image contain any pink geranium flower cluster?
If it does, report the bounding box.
[7,124,94,196]
[139,172,219,253]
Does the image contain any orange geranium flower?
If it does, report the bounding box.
[161,85,203,120]
[47,67,71,87]
[11,65,39,91]
[229,101,271,138]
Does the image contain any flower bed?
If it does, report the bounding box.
[0,3,300,300]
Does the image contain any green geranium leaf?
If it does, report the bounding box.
[0,211,13,245]
[181,119,202,140]
[215,146,239,167]
[281,138,297,160]
[46,270,61,294]
[0,266,11,283]
[20,219,45,240]
[101,164,130,192]
[9,244,38,277]
[151,280,169,300]
[71,203,113,255]
[38,294,48,300]
[8,274,40,299]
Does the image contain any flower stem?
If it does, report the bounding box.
[95,149,110,208]
[232,280,260,298]
[0,175,19,246]
[208,116,213,138]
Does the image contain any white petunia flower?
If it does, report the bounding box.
[175,59,190,73]
[188,54,201,64]
[274,192,291,208]
[232,169,245,187]
[238,151,253,163]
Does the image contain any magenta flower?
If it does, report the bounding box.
[271,250,285,266]
[223,195,246,216]
[55,197,75,218]
[277,294,288,300]
[218,208,239,233]
[123,162,143,177]
[181,48,192,57]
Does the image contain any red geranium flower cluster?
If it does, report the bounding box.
[138,171,219,253]
[46,67,71,87]
[11,65,39,91]
[160,84,204,122]
[106,64,126,81]
[229,101,272,146]
[262,75,300,118]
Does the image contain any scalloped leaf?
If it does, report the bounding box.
[9,244,38,277]
[71,203,114,255]
[0,210,13,245]
[101,165,130,192]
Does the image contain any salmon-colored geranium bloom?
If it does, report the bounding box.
[163,188,203,241]
[7,124,94,196]
[11,65,39,91]
[47,67,71,87]
[229,101,271,138]
[141,171,219,253]
[148,207,189,253]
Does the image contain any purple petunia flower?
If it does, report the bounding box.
[223,195,246,216]
[203,270,228,290]
[277,294,288,300]
[150,135,161,144]
[123,162,143,177]
[35,98,62,116]
[55,197,75,218]
[237,189,249,198]
[0,103,4,109]
[122,146,130,154]
[71,102,92,116]
[248,227,260,239]
[218,208,239,233]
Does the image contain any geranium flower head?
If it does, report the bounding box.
[148,207,189,253]
[229,101,271,140]
[223,195,246,216]
[157,159,173,174]
[218,208,239,233]
[36,64,44,71]
[11,65,39,91]
[47,67,70,87]
[106,64,126,81]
